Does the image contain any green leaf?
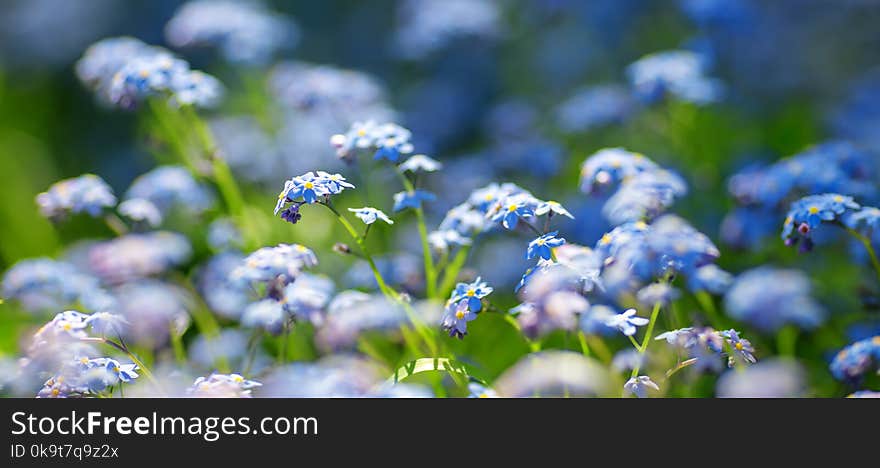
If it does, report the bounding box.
[389,358,471,388]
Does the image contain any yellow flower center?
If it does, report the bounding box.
[113,366,120,373]
[833,195,843,202]
[455,310,465,320]
[507,204,518,212]
[635,221,648,229]
[808,206,819,214]
[138,69,150,78]
[357,129,367,137]
[611,159,622,168]
[735,342,744,351]
[233,375,244,383]
[51,388,60,396]
[600,234,612,245]
[304,181,314,189]
[536,239,545,245]
[466,289,476,297]
[63,323,72,331]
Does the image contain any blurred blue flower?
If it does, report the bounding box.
[88,232,192,283]
[845,206,880,237]
[604,308,649,336]
[623,376,659,398]
[830,336,880,382]
[242,299,286,335]
[488,193,539,230]
[467,382,498,398]
[393,190,436,212]
[124,165,215,215]
[188,373,262,398]
[579,148,658,195]
[234,244,318,285]
[627,50,723,105]
[535,201,574,219]
[555,84,638,133]
[117,198,162,228]
[36,174,116,220]
[724,266,825,332]
[165,0,298,65]
[2,258,111,314]
[687,264,733,294]
[399,154,442,173]
[392,0,502,59]
[206,218,242,251]
[636,283,681,306]
[602,169,687,224]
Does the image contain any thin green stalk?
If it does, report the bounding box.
[90,337,162,393]
[577,331,591,357]
[777,325,798,357]
[395,170,437,299]
[170,326,186,365]
[629,302,662,380]
[846,227,880,283]
[103,214,129,236]
[323,202,395,298]
[695,291,725,329]
[438,245,471,298]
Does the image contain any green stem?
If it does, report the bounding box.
[170,326,186,365]
[577,331,591,357]
[395,170,437,299]
[324,202,395,299]
[91,337,162,393]
[629,302,662,380]
[846,228,880,284]
[438,245,471,299]
[694,291,725,329]
[777,325,798,357]
[103,214,129,236]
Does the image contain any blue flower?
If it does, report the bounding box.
[782,193,860,250]
[555,84,637,133]
[488,194,538,230]
[623,376,659,398]
[579,148,658,194]
[165,0,298,65]
[428,229,472,252]
[526,231,566,260]
[534,200,574,219]
[441,300,475,339]
[88,231,192,283]
[189,373,262,397]
[627,50,723,105]
[845,206,880,236]
[348,207,394,225]
[107,50,222,109]
[450,277,493,313]
[125,165,215,215]
[392,190,436,212]
[830,336,880,382]
[285,172,330,204]
[720,329,756,366]
[687,264,733,294]
[399,154,442,173]
[636,283,680,306]
[602,169,687,224]
[724,267,825,332]
[316,171,355,194]
[76,37,152,92]
[234,244,318,285]
[603,308,649,336]
[36,174,117,220]
[372,123,414,162]
[2,258,112,314]
[242,299,286,335]
[118,198,162,227]
[207,218,242,251]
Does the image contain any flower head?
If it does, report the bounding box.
[526,231,566,260]
[579,148,658,194]
[118,198,162,227]
[782,193,860,251]
[624,376,660,398]
[124,165,215,215]
[348,207,394,225]
[36,174,117,220]
[234,244,318,285]
[724,267,825,332]
[627,50,722,105]
[392,190,436,212]
[830,336,880,382]
[534,201,574,219]
[604,308,649,336]
[188,373,262,398]
[488,193,539,230]
[399,154,442,173]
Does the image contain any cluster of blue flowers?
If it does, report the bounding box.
[76,37,223,109]
[6,1,880,400]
